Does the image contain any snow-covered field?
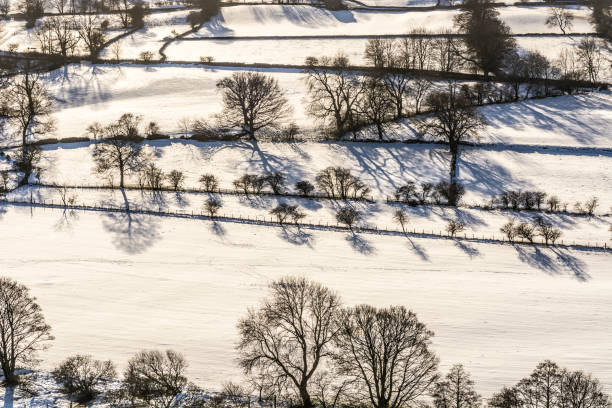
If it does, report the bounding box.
[0,204,610,398]
[189,5,594,37]
[26,137,612,207]
[21,63,612,144]
[161,35,606,68]
[8,185,612,245]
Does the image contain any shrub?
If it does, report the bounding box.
[336,207,360,231]
[199,174,219,191]
[315,167,370,200]
[515,222,535,243]
[264,171,285,194]
[204,197,222,217]
[200,56,215,63]
[446,220,464,237]
[270,203,305,225]
[139,51,155,62]
[295,180,315,197]
[500,219,517,242]
[534,216,562,245]
[584,197,599,216]
[167,170,185,191]
[122,350,188,407]
[52,355,116,403]
[547,195,561,212]
[233,174,265,194]
[140,163,164,190]
[435,181,465,206]
[145,121,161,138]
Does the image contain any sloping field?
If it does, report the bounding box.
[25,64,612,145]
[32,138,612,206]
[189,5,594,37]
[0,204,610,396]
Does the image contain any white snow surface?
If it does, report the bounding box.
[0,203,611,399]
[189,5,594,37]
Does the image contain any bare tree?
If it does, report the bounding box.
[52,355,116,403]
[418,83,485,205]
[410,77,432,115]
[167,169,184,191]
[433,365,481,408]
[122,349,188,408]
[204,197,222,217]
[356,78,395,140]
[546,7,574,35]
[0,0,10,16]
[315,167,370,200]
[91,115,146,188]
[304,54,363,137]
[77,15,107,61]
[446,220,465,237]
[434,30,465,73]
[216,72,292,139]
[237,276,342,408]
[576,38,603,83]
[335,206,360,231]
[334,305,439,408]
[401,28,435,71]
[559,370,610,408]
[393,209,409,233]
[5,66,55,155]
[0,277,54,385]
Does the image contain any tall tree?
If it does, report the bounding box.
[356,78,395,140]
[334,305,439,408]
[91,114,146,188]
[216,72,292,139]
[418,82,485,205]
[454,0,516,80]
[0,277,54,385]
[237,277,342,408]
[304,54,363,137]
[5,65,55,159]
[433,365,482,408]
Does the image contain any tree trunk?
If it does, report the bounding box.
[449,144,458,186]
[119,168,125,188]
[376,122,384,140]
[299,385,312,408]
[1,361,18,385]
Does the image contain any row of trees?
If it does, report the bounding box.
[2,275,610,408]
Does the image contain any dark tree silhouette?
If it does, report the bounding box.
[454,0,516,80]
[217,72,292,139]
[418,83,485,205]
[334,305,439,408]
[237,277,342,408]
[0,277,54,385]
[433,364,482,408]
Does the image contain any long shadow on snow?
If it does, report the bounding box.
[279,225,315,248]
[100,189,161,254]
[346,231,376,255]
[513,245,590,281]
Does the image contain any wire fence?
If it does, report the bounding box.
[35,183,377,203]
[2,197,610,252]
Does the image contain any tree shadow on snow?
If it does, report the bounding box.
[209,220,226,237]
[100,190,161,254]
[454,239,481,259]
[279,225,315,248]
[513,245,590,281]
[346,231,376,255]
[3,386,14,408]
[404,235,429,261]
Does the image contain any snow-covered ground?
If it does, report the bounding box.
[7,185,612,245]
[161,35,606,68]
[25,138,612,207]
[18,64,611,145]
[0,204,610,398]
[99,10,193,60]
[189,5,594,37]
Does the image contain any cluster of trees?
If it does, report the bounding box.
[0,65,55,184]
[30,3,148,60]
[490,361,610,408]
[394,180,467,207]
[491,191,600,216]
[186,0,220,29]
[500,216,562,244]
[14,0,148,24]
[590,0,612,40]
[2,276,611,408]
